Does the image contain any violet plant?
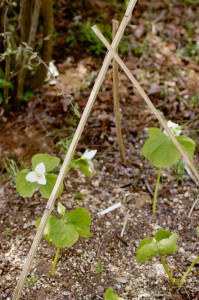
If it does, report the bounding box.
[15,150,97,276]
[36,202,92,276]
[16,150,97,198]
[142,121,195,213]
[136,228,199,286]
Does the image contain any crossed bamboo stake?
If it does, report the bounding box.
[12,0,199,299]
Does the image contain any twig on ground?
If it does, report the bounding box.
[188,197,199,218]
[121,210,129,237]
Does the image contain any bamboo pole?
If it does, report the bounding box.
[91,25,199,184]
[12,1,138,299]
[112,19,127,165]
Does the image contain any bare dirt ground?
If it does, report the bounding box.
[0,1,199,299]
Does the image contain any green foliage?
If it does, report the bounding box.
[27,276,37,287]
[136,230,179,263]
[36,203,93,247]
[70,149,97,177]
[36,202,92,275]
[142,127,195,168]
[3,157,19,180]
[16,153,63,198]
[66,22,127,57]
[96,260,103,274]
[131,40,149,58]
[136,229,199,287]
[104,288,125,300]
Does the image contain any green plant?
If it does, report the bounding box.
[104,288,125,300]
[27,275,37,286]
[36,202,92,276]
[96,260,103,274]
[16,150,97,199]
[3,157,19,180]
[16,153,63,198]
[142,120,195,213]
[136,229,199,287]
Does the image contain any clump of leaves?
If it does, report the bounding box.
[142,121,195,213]
[36,202,92,276]
[16,153,63,198]
[16,150,97,199]
[136,229,199,286]
[104,288,125,300]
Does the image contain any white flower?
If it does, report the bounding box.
[26,162,46,185]
[163,120,181,136]
[81,150,97,172]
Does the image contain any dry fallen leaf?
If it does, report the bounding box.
[135,193,152,208]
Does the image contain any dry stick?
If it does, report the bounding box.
[12,1,138,299]
[112,19,127,165]
[16,0,42,104]
[91,25,199,184]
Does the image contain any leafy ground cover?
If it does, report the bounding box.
[0,0,199,299]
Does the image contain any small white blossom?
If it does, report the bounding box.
[26,162,46,185]
[163,120,181,136]
[81,150,97,172]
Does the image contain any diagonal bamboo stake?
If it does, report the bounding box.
[112,19,127,165]
[91,25,199,184]
[12,1,138,299]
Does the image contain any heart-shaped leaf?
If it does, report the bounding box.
[142,128,195,168]
[42,216,79,248]
[16,169,37,197]
[63,207,92,237]
[155,230,179,255]
[136,230,179,263]
[32,153,60,172]
[136,237,158,263]
[142,128,180,168]
[39,173,63,199]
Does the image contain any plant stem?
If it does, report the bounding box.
[153,167,162,214]
[51,247,60,277]
[159,254,175,285]
[179,255,199,287]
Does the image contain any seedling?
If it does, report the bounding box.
[136,229,199,287]
[104,288,125,300]
[142,121,195,213]
[27,275,37,287]
[36,202,92,276]
[96,260,103,274]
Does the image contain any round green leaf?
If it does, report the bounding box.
[142,128,181,168]
[39,173,63,199]
[44,216,79,248]
[32,153,60,172]
[63,208,92,237]
[157,232,178,255]
[136,237,159,263]
[16,169,37,197]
